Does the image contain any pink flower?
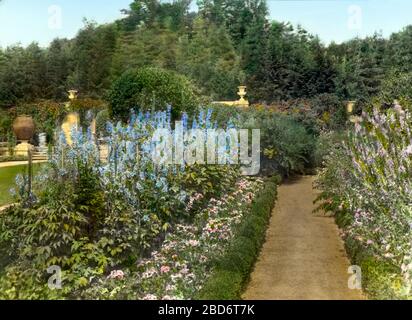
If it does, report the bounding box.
[180,266,190,275]
[402,145,412,157]
[188,240,199,247]
[107,270,125,280]
[161,266,171,274]
[142,294,158,300]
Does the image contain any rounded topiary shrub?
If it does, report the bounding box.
[108,67,199,121]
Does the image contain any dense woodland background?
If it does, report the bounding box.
[1,0,412,108]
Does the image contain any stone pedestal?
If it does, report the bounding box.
[61,112,80,146]
[14,141,33,157]
[212,85,249,108]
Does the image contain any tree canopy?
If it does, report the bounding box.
[0,0,411,109]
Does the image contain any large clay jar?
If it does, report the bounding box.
[13,115,35,141]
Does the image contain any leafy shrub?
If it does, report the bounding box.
[253,95,348,135]
[108,67,199,121]
[378,71,412,108]
[309,93,348,131]
[243,108,316,176]
[95,109,111,138]
[7,101,65,144]
[0,109,12,142]
[313,130,347,168]
[208,105,316,176]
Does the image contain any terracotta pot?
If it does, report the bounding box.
[13,115,35,141]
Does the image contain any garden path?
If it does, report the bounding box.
[0,160,46,168]
[243,176,365,300]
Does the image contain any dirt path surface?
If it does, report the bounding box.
[243,176,364,300]
[0,160,46,168]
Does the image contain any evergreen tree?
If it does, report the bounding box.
[45,39,73,100]
[68,21,118,97]
[306,39,337,96]
[176,18,243,100]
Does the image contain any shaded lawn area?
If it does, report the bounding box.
[0,164,43,206]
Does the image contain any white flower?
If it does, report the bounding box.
[402,145,412,157]
[107,270,125,280]
[188,240,199,247]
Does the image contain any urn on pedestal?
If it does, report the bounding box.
[12,115,36,156]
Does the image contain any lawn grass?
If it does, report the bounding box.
[0,164,43,206]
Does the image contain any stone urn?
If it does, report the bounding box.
[13,115,35,142]
[238,86,247,100]
[237,85,249,107]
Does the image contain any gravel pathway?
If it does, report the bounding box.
[243,176,365,300]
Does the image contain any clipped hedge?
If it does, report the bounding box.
[196,175,280,300]
[334,211,407,300]
[342,229,406,300]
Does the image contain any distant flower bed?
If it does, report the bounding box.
[316,104,412,299]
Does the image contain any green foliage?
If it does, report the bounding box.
[331,35,386,101]
[95,109,111,137]
[344,236,406,300]
[119,0,192,32]
[0,44,47,107]
[315,107,412,299]
[176,19,245,101]
[198,0,269,46]
[378,71,412,108]
[313,130,347,168]
[108,67,199,121]
[7,101,65,144]
[208,105,316,176]
[244,108,316,175]
[246,22,337,102]
[111,24,179,77]
[68,22,118,97]
[3,0,412,108]
[0,109,12,141]
[0,160,130,298]
[182,164,238,204]
[196,175,279,300]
